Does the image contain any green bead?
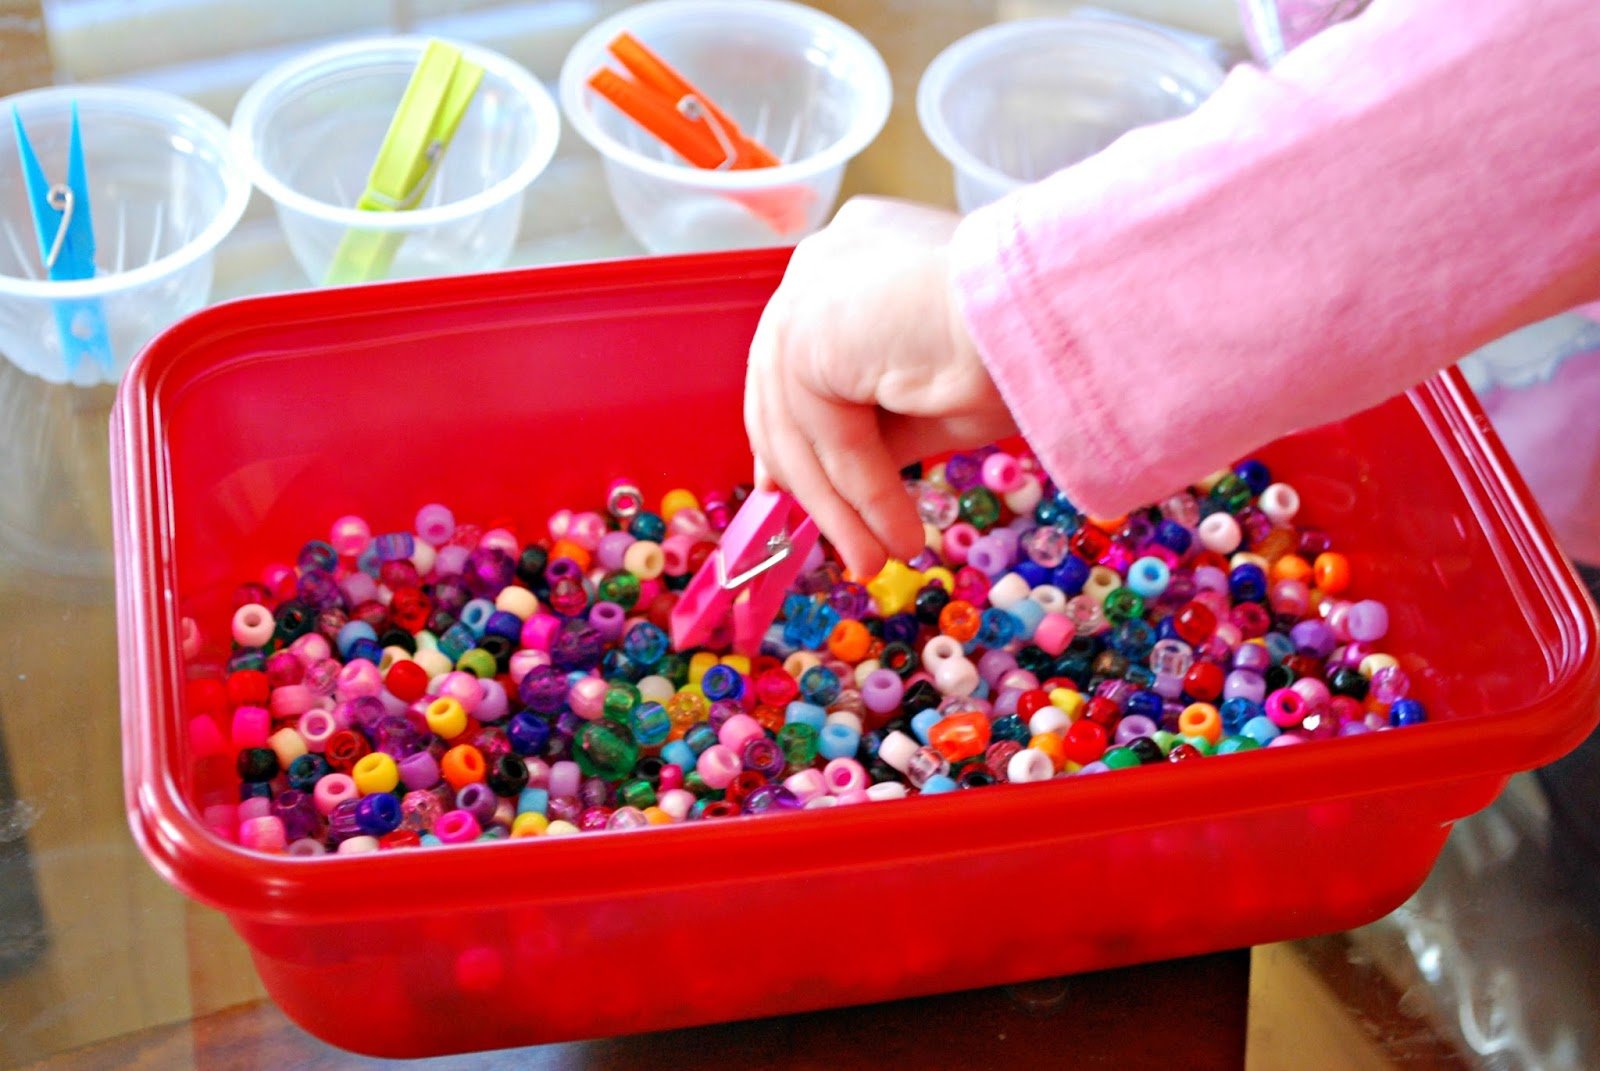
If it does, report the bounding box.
[574,718,640,781]
[777,723,818,768]
[616,778,657,809]
[682,770,716,799]
[1180,734,1216,756]
[598,572,641,611]
[1101,746,1141,770]
[1102,587,1146,624]
[455,647,497,678]
[1151,731,1179,755]
[958,487,1001,530]
[1215,735,1260,755]
[656,652,691,688]
[603,682,641,721]
[1208,473,1252,514]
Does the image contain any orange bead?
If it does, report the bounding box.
[441,744,486,789]
[928,710,991,762]
[1087,514,1128,533]
[1271,554,1313,583]
[1029,731,1067,771]
[752,703,786,734]
[938,599,982,642]
[1313,552,1351,594]
[1254,527,1299,564]
[1178,703,1222,745]
[827,619,873,663]
[642,806,675,825]
[548,538,592,572]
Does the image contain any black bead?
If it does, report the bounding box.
[515,545,550,589]
[236,747,279,782]
[957,766,996,789]
[379,628,416,654]
[1014,645,1053,676]
[879,642,920,678]
[477,634,514,672]
[635,756,665,786]
[1092,651,1129,679]
[273,600,314,642]
[990,714,1029,744]
[486,753,531,797]
[899,461,924,481]
[914,586,951,626]
[1328,666,1370,701]
[901,680,941,714]
[1264,664,1296,692]
[1128,737,1165,765]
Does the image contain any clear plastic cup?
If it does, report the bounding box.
[231,37,559,285]
[918,17,1227,213]
[0,86,249,386]
[559,0,892,254]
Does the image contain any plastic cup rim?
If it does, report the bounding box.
[557,0,892,190]
[916,16,1227,199]
[0,85,251,300]
[228,35,561,232]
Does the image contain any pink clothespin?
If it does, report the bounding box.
[670,490,820,655]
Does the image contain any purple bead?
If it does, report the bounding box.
[340,696,387,735]
[596,531,636,572]
[742,738,786,778]
[579,807,611,832]
[1371,666,1410,703]
[432,578,470,616]
[374,532,416,562]
[341,571,378,606]
[990,687,1022,719]
[1223,670,1267,705]
[743,785,801,814]
[1345,600,1389,642]
[554,709,583,738]
[1289,619,1337,658]
[707,699,743,732]
[1113,714,1158,745]
[579,777,612,809]
[907,549,941,572]
[1153,671,1185,699]
[545,558,583,585]
[861,669,905,714]
[1192,566,1228,595]
[826,581,871,620]
[977,649,1018,687]
[1232,643,1271,675]
[1236,506,1272,547]
[374,714,426,758]
[967,536,1012,578]
[550,620,603,672]
[943,453,981,490]
[272,790,319,842]
[547,795,581,824]
[297,569,344,611]
[327,798,364,841]
[518,666,567,715]
[464,548,515,597]
[588,601,627,643]
[1115,516,1153,549]
[1076,761,1110,775]
[398,751,441,791]
[1158,571,1197,611]
[455,784,497,824]
[1337,720,1372,737]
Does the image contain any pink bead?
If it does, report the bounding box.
[328,515,372,558]
[261,563,296,601]
[1212,622,1243,651]
[479,527,518,558]
[231,706,271,749]
[941,523,980,565]
[1268,732,1309,747]
[1198,513,1242,554]
[434,544,470,577]
[547,509,575,542]
[1033,613,1075,657]
[783,768,828,803]
[861,669,905,714]
[508,649,551,684]
[996,668,1040,692]
[980,452,1024,493]
[415,503,456,545]
[239,816,287,852]
[180,618,202,661]
[314,774,357,815]
[231,603,275,648]
[922,636,979,697]
[335,660,383,701]
[834,789,871,806]
[203,803,238,841]
[290,633,333,665]
[434,810,482,844]
[476,680,509,723]
[1290,677,1332,712]
[524,758,551,789]
[1269,579,1311,617]
[437,671,483,714]
[521,613,561,652]
[238,796,273,822]
[597,530,637,572]
[717,713,766,755]
[190,716,228,758]
[568,512,607,552]
[696,744,742,789]
[658,788,696,821]
[548,761,582,798]
[568,676,609,721]
[637,578,665,605]
[269,684,313,719]
[659,534,696,576]
[668,508,712,542]
[298,708,337,751]
[823,758,868,795]
[1265,688,1308,728]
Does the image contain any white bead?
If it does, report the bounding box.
[853,660,881,685]
[783,769,827,803]
[1028,708,1071,737]
[1007,748,1055,783]
[866,782,909,802]
[1259,483,1300,526]
[1004,474,1044,515]
[825,711,864,735]
[411,539,437,578]
[658,789,696,821]
[877,730,919,773]
[1029,584,1068,614]
[337,835,380,855]
[988,572,1031,610]
[636,675,675,703]
[1198,513,1242,554]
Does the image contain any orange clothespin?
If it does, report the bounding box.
[588,32,778,171]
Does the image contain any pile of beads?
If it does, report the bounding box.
[186,447,1427,855]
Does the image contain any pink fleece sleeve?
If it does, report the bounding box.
[951,0,1600,516]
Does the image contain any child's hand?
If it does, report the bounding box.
[745,197,1016,578]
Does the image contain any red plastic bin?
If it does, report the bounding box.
[113,249,1600,1057]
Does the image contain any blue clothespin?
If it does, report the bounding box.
[12,103,113,377]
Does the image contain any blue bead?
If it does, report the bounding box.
[799,665,842,705]
[420,833,442,847]
[622,621,670,667]
[507,712,552,756]
[357,544,381,578]
[1263,631,1296,664]
[1229,564,1268,603]
[1110,620,1156,661]
[286,754,329,792]
[1123,665,1157,689]
[1052,557,1090,595]
[1126,690,1164,721]
[660,740,696,771]
[438,622,477,661]
[683,724,718,755]
[1125,557,1171,599]
[1232,459,1271,495]
[483,610,524,643]
[783,597,840,650]
[336,620,378,657]
[784,702,827,732]
[976,608,1019,649]
[1154,616,1181,643]
[459,598,496,636]
[629,511,666,542]
[346,637,384,665]
[883,613,920,646]
[701,664,745,702]
[374,531,415,561]
[630,701,671,746]
[599,649,642,682]
[990,714,1029,743]
[920,774,958,794]
[354,793,401,836]
[1012,560,1052,588]
[1219,697,1264,734]
[517,787,550,816]
[911,709,944,744]
[1004,597,1045,640]
[1389,698,1427,727]
[1240,715,1281,746]
[1153,520,1193,556]
[818,722,860,760]
[760,622,796,658]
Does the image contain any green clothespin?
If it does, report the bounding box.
[324,40,484,286]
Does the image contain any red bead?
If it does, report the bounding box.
[725,770,767,806]
[325,729,371,772]
[1063,719,1109,765]
[349,599,389,632]
[1230,602,1271,639]
[1069,525,1111,563]
[1169,743,1203,762]
[687,541,717,575]
[1084,696,1121,729]
[187,678,228,718]
[1172,601,1217,646]
[645,592,678,631]
[1183,662,1225,702]
[1015,689,1052,719]
[1284,654,1325,681]
[380,829,422,850]
[385,659,429,702]
[226,670,270,709]
[1190,550,1230,573]
[389,586,433,633]
[658,764,685,793]
[1038,677,1077,694]
[755,669,800,707]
